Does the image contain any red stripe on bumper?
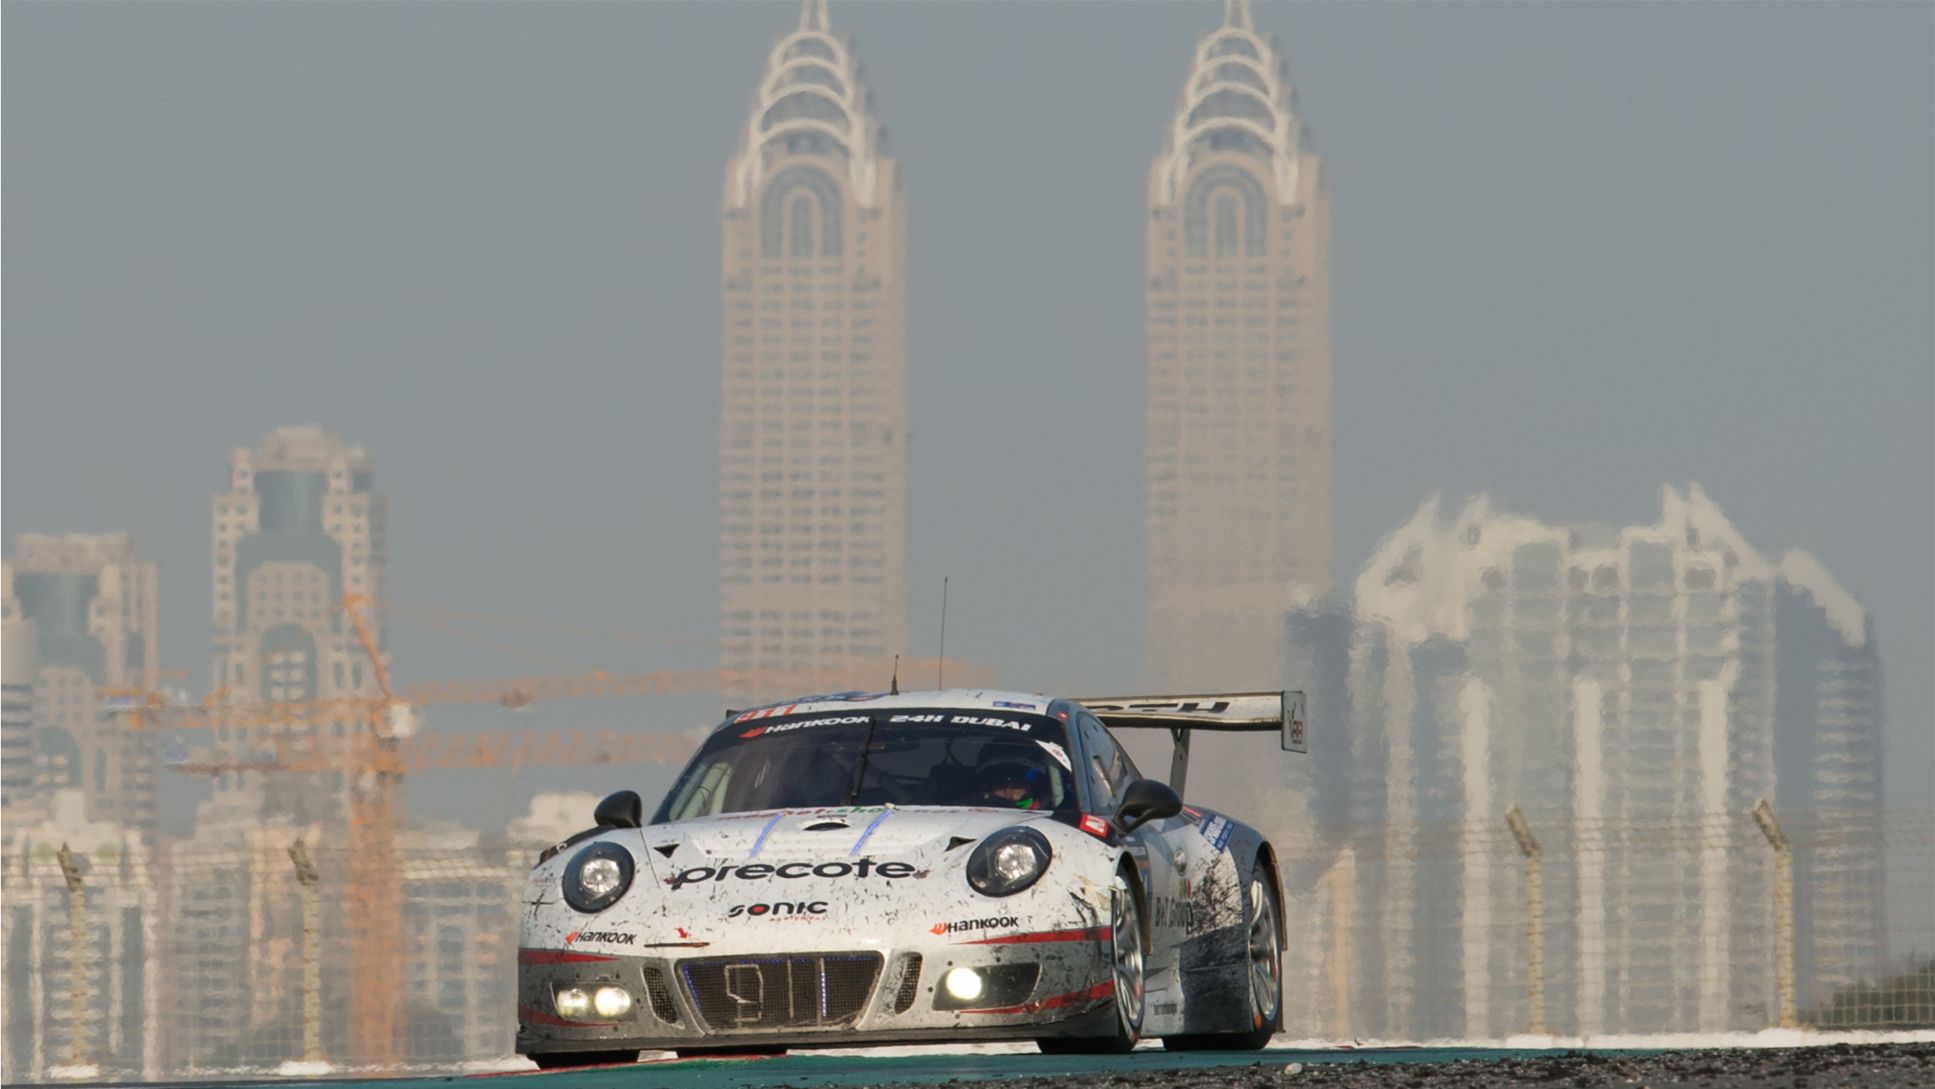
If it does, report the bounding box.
[518,949,618,965]
[957,926,1110,946]
[963,979,1115,1016]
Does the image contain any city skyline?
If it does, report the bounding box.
[3,2,1935,827]
[0,2,1928,1070]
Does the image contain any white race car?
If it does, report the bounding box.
[515,688,1306,1066]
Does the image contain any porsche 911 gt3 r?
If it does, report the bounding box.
[515,688,1306,1066]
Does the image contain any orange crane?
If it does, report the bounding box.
[108,593,984,1067]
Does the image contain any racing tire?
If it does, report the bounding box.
[1038,868,1145,1055]
[1163,855,1283,1052]
[529,1050,638,1069]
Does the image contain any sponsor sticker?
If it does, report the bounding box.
[564,929,636,946]
[670,858,917,890]
[992,700,1039,711]
[1198,815,1234,852]
[946,715,1032,731]
[728,901,828,919]
[738,714,868,739]
[1078,814,1110,839]
[930,915,1019,936]
[885,713,1035,731]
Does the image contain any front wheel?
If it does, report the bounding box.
[1039,868,1144,1055]
[529,1050,638,1069]
[1164,856,1282,1052]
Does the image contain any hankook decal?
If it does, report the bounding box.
[738,715,868,738]
[929,915,1019,935]
[563,929,635,946]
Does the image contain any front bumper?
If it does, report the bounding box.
[515,929,1116,1055]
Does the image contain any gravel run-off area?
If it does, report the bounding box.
[852,1044,1935,1089]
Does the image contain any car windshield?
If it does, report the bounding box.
[653,708,1078,822]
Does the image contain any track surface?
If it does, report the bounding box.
[177,1043,1930,1089]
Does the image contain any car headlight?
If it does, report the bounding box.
[966,827,1051,897]
[562,841,635,913]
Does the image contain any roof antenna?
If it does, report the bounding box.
[890,655,900,696]
[937,576,949,690]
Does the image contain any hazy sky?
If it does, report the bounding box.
[4,1,1930,830]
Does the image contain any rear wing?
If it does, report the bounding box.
[1075,691,1305,798]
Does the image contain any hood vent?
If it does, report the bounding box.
[653,843,679,858]
[945,836,975,851]
[803,820,851,831]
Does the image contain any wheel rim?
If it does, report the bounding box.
[1247,875,1281,1026]
[1111,876,1145,1034]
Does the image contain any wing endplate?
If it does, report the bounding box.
[1074,691,1306,798]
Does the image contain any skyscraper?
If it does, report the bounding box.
[1,533,160,833]
[1145,0,1333,691]
[1772,553,1886,1009]
[1286,485,1887,1038]
[208,426,388,823]
[1340,486,1785,1036]
[720,0,906,704]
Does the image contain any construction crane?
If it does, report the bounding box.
[106,593,984,1068]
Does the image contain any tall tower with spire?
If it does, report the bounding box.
[720,0,907,703]
[1144,0,1333,691]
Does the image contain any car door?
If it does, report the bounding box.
[1075,711,1187,1024]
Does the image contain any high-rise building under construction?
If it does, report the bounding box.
[720,0,907,704]
[1144,0,1333,692]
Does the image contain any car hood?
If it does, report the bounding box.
[639,805,1045,873]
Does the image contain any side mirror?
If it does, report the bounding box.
[1115,779,1182,834]
[594,790,644,829]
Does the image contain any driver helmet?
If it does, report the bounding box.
[975,758,1046,810]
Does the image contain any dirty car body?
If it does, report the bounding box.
[515,688,1303,1060]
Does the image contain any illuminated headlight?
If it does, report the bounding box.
[592,987,633,1019]
[562,842,635,913]
[943,967,984,1002]
[554,987,592,1019]
[966,827,1051,897]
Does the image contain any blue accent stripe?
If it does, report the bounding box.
[748,813,784,859]
[850,809,890,856]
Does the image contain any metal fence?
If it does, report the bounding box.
[1272,806,1935,1042]
[3,806,1930,1079]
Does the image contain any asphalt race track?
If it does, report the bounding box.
[167,1042,1932,1089]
